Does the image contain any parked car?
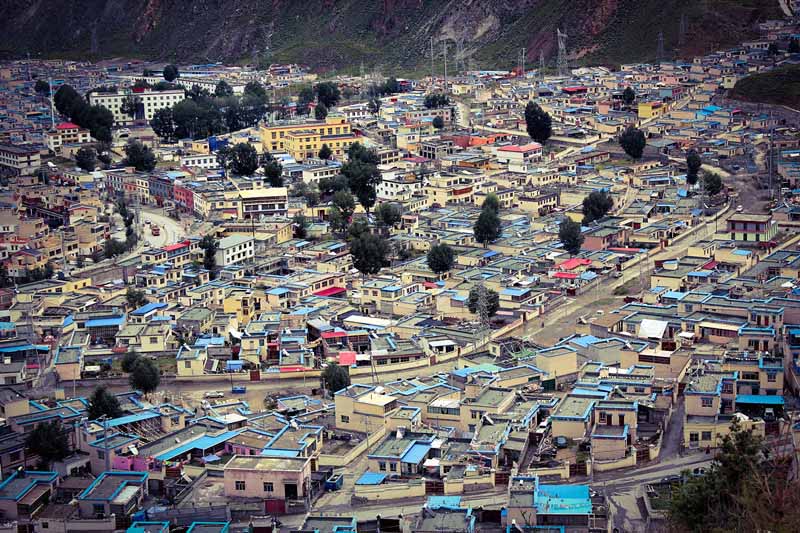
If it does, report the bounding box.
[204,391,225,399]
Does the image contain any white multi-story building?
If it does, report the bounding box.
[215,235,255,266]
[88,89,185,126]
[180,153,219,170]
[47,122,92,153]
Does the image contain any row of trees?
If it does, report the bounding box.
[215,143,283,185]
[151,81,270,142]
[54,84,114,143]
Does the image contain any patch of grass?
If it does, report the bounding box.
[730,65,800,109]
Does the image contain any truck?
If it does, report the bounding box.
[151,225,160,236]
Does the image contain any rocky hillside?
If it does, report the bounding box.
[0,0,782,72]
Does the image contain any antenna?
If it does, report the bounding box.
[539,50,546,80]
[557,28,568,77]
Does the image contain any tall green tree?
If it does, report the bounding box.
[25,420,70,468]
[120,95,141,119]
[686,149,702,187]
[482,193,500,214]
[199,235,218,277]
[297,86,315,115]
[467,285,500,317]
[163,64,179,82]
[121,351,140,373]
[261,153,283,187]
[125,288,148,309]
[524,101,552,143]
[582,191,614,224]
[129,357,160,395]
[318,144,333,160]
[368,97,381,115]
[622,87,636,106]
[558,218,584,255]
[330,189,356,234]
[229,143,259,175]
[215,80,234,97]
[343,159,381,214]
[619,126,646,160]
[321,363,350,394]
[375,202,401,229]
[315,82,341,108]
[123,140,157,172]
[350,231,389,275]
[87,387,123,420]
[432,116,444,129]
[427,243,455,274]
[151,107,177,143]
[34,79,50,96]
[473,209,502,247]
[424,93,449,109]
[314,102,328,120]
[75,147,97,172]
[293,213,309,239]
[703,172,723,196]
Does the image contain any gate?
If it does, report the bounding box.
[425,479,444,494]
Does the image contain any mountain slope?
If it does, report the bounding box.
[0,0,782,72]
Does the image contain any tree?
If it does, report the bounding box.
[34,79,50,96]
[215,80,234,97]
[120,95,140,119]
[318,144,333,160]
[432,116,445,130]
[424,93,449,109]
[314,102,328,120]
[582,191,614,225]
[467,286,500,318]
[121,351,140,373]
[622,87,636,106]
[123,140,157,172]
[703,171,723,196]
[87,386,123,420]
[229,142,259,175]
[125,287,148,310]
[54,84,83,118]
[75,147,97,172]
[558,218,584,255]
[318,174,349,195]
[668,421,774,533]
[261,153,283,187]
[151,107,177,143]
[315,82,341,108]
[790,39,800,54]
[619,125,646,160]
[473,209,502,247]
[686,149,702,187]
[368,97,381,115]
[293,213,309,239]
[297,86,315,115]
[482,193,500,214]
[321,363,350,394]
[427,243,455,274]
[163,64,179,82]
[524,101,552,144]
[129,357,160,395]
[343,144,381,213]
[350,231,389,275]
[199,235,218,277]
[330,190,356,233]
[25,420,70,467]
[768,42,779,56]
[375,202,401,229]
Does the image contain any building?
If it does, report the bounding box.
[47,122,92,153]
[87,89,185,126]
[496,143,543,172]
[223,455,312,501]
[0,144,41,176]
[260,116,356,160]
[726,213,778,244]
[215,235,255,267]
[235,188,288,219]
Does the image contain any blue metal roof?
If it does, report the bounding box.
[401,442,430,464]
[131,302,167,316]
[155,430,242,461]
[735,394,784,406]
[86,316,125,328]
[355,472,386,485]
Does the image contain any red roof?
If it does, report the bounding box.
[702,260,718,270]
[56,122,80,130]
[556,258,591,270]
[314,286,346,297]
[338,351,357,366]
[162,240,191,252]
[498,142,542,153]
[423,282,439,289]
[321,331,347,339]
[554,272,579,279]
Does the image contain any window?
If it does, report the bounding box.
[767,372,777,382]
[378,462,386,471]
[97,450,105,459]
[701,397,713,407]
[389,463,397,472]
[701,431,713,441]
[340,415,350,423]
[235,480,246,491]
[689,432,699,442]
[263,482,274,492]
[41,523,48,529]
[184,361,192,369]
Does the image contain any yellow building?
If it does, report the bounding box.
[260,115,356,160]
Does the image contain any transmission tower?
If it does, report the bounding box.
[656,31,665,64]
[678,13,687,47]
[456,38,466,75]
[442,40,448,94]
[557,28,568,77]
[519,47,526,78]
[472,281,492,350]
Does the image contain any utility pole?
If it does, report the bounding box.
[443,41,448,95]
[520,48,526,78]
[101,416,111,472]
[539,50,546,80]
[48,76,55,130]
[430,37,435,82]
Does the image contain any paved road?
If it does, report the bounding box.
[140,208,187,248]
